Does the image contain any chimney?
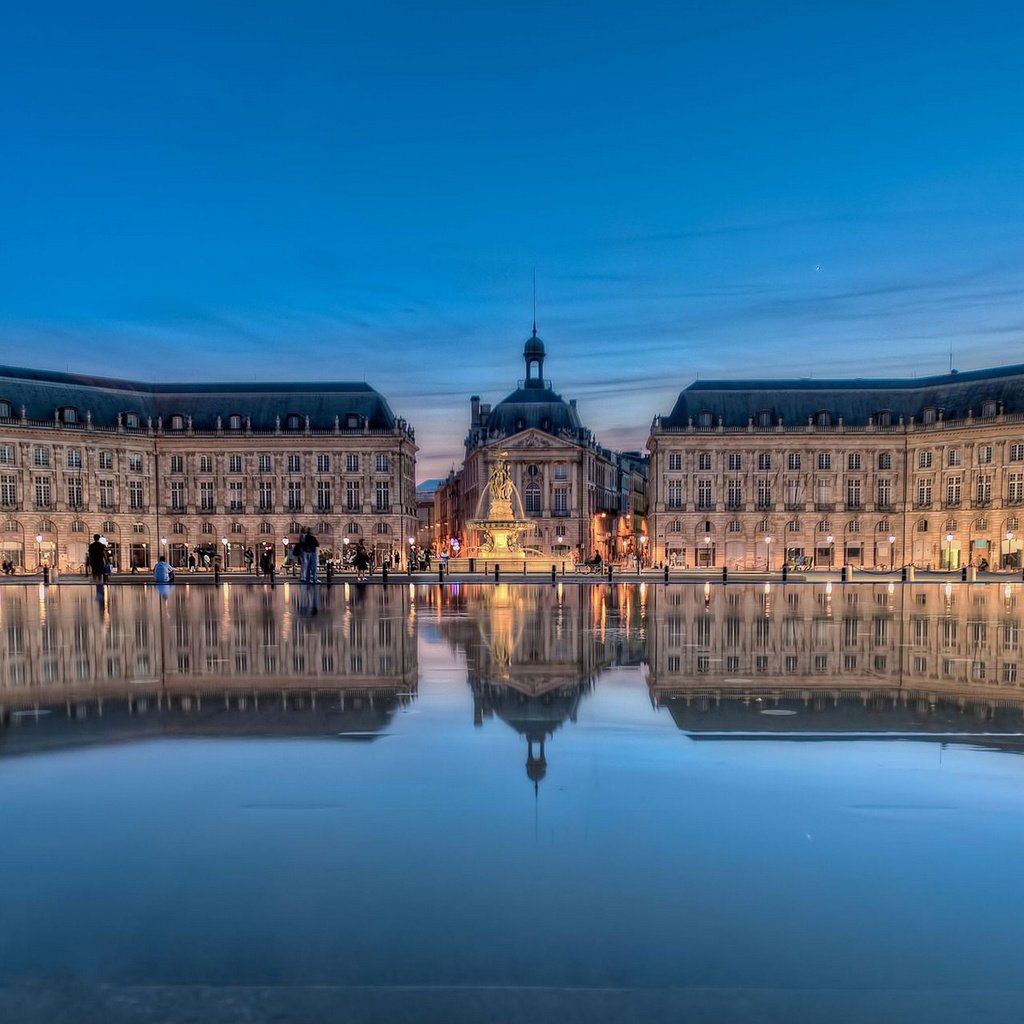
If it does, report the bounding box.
[471,395,480,424]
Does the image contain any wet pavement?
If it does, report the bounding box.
[2,580,1024,1023]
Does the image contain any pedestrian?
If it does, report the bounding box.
[300,527,319,583]
[153,555,174,584]
[87,534,107,592]
[244,547,254,574]
[354,543,370,582]
[188,552,197,573]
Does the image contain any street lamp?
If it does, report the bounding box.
[1006,531,1014,570]
[703,534,711,568]
[826,534,834,571]
[221,536,229,570]
[888,534,896,571]
[945,532,954,570]
[35,533,42,571]
[764,535,772,572]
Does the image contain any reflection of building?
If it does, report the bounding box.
[0,366,417,572]
[645,582,1024,739]
[0,583,416,752]
[455,333,645,561]
[648,365,1024,571]
[437,583,646,784]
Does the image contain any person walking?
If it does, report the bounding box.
[87,534,107,593]
[354,543,370,582]
[244,547,254,574]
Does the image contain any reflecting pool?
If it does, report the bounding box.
[2,580,1024,1023]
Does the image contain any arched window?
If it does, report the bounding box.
[4,519,19,531]
[815,410,832,427]
[847,520,860,533]
[787,519,800,533]
[877,519,890,533]
[101,520,117,532]
[317,521,331,534]
[817,519,831,533]
[288,520,302,533]
[285,413,302,431]
[230,522,244,534]
[376,522,390,534]
[0,399,12,419]
[697,411,713,428]
[669,520,682,533]
[38,519,55,533]
[976,517,988,531]
[70,520,85,533]
[228,413,243,430]
[757,409,771,427]
[876,410,892,427]
[169,414,185,431]
[172,522,186,534]
[983,400,997,418]
[917,519,929,533]
[259,521,272,535]
[201,522,214,534]
[1009,516,1020,532]
[728,520,742,533]
[922,407,937,425]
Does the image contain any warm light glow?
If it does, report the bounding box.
[826,534,833,544]
[946,533,954,543]
[888,534,896,544]
[887,582,895,595]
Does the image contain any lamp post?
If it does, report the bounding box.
[764,535,772,572]
[639,534,647,569]
[35,533,42,572]
[221,536,230,571]
[703,534,711,568]
[888,534,896,571]
[1006,531,1014,571]
[409,536,415,573]
[945,532,954,570]
[826,534,834,572]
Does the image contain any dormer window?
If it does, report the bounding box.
[345,413,360,429]
[983,400,997,418]
[697,411,713,428]
[59,407,79,424]
[922,407,937,425]
[285,413,302,431]
[876,410,892,427]
[124,411,139,429]
[0,400,11,419]
[815,410,832,427]
[756,410,771,427]
[228,413,242,430]
[169,414,185,431]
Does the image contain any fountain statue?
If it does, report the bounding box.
[467,453,537,560]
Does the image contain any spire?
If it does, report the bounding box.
[532,268,537,337]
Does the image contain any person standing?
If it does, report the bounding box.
[87,534,107,592]
[301,527,319,584]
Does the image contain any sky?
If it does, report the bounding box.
[2,2,1023,479]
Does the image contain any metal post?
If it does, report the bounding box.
[494,564,500,582]
[551,565,556,583]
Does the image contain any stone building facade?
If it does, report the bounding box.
[647,365,1024,570]
[0,366,417,572]
[454,332,645,562]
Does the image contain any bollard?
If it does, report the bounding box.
[269,567,276,585]
[382,565,388,582]
[901,565,908,582]
[561,562,565,577]
[782,565,788,582]
[42,566,50,586]
[841,566,848,582]
[551,565,556,583]
[494,564,500,582]
[439,564,444,583]
[961,566,967,582]
[607,564,613,582]
[468,557,476,573]
[523,560,527,576]
[722,566,728,584]
[663,565,669,582]
[326,563,334,585]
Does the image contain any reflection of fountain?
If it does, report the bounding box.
[466,453,544,565]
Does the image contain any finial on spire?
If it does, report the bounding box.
[532,268,537,337]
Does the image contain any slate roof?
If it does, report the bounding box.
[485,385,584,437]
[0,364,402,432]
[662,363,1024,428]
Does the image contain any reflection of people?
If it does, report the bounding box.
[154,556,174,584]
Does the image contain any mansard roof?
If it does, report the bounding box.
[662,363,1024,428]
[485,385,583,437]
[0,364,404,433]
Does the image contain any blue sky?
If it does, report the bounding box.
[2,2,1023,477]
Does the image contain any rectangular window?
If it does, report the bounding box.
[878,452,892,470]
[288,454,301,473]
[979,445,993,465]
[66,448,82,468]
[847,452,861,470]
[697,479,713,509]
[977,474,992,505]
[946,476,961,507]
[817,453,831,470]
[785,479,801,508]
[34,447,49,467]
[129,480,144,510]
[846,479,861,508]
[877,479,891,507]
[259,454,272,473]
[918,450,933,469]
[948,448,960,466]
[727,479,743,508]
[1011,443,1024,463]
[199,481,214,511]
[35,476,52,508]
[0,475,16,506]
[375,480,390,511]
[199,455,213,473]
[99,479,114,508]
[375,453,389,472]
[287,481,302,511]
[1009,473,1024,503]
[524,485,542,514]
[917,480,932,507]
[667,480,683,510]
[317,454,330,473]
[554,464,567,480]
[0,445,12,465]
[346,453,359,472]
[757,479,771,508]
[758,452,771,471]
[788,453,801,470]
[317,480,331,511]
[170,455,183,473]
[259,481,273,511]
[668,452,682,471]
[728,452,742,471]
[171,481,185,510]
[67,477,82,508]
[346,480,360,511]
[554,486,568,514]
[229,481,243,511]
[229,454,242,473]
[99,451,113,470]
[128,453,143,473]
[698,452,712,471]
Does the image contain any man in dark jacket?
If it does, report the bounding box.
[87,534,107,590]
[301,528,319,584]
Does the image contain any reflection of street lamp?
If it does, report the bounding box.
[35,533,42,571]
[826,534,834,571]
[888,534,896,570]
[764,535,772,572]
[945,532,954,570]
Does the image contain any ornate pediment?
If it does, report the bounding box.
[508,430,552,449]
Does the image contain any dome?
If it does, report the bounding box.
[485,386,582,437]
[524,331,545,357]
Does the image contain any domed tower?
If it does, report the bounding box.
[524,329,546,389]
